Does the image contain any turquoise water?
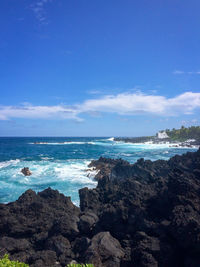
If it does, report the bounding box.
[0,137,198,205]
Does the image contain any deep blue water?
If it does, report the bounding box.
[0,137,197,205]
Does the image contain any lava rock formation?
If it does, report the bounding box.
[1,149,200,266]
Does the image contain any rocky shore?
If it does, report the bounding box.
[114,137,200,148]
[1,148,200,266]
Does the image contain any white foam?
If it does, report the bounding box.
[163,151,169,154]
[40,157,54,160]
[0,158,97,190]
[63,142,85,145]
[144,141,153,144]
[0,159,20,169]
[114,141,173,149]
[29,141,95,145]
[114,141,200,150]
[53,161,97,184]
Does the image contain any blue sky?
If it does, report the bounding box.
[0,0,200,136]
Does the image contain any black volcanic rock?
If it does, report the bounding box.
[0,188,80,266]
[88,156,129,180]
[0,148,200,266]
[84,232,125,267]
[89,156,170,183]
[78,211,99,235]
[79,148,200,266]
[21,167,32,176]
[44,235,71,256]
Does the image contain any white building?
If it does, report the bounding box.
[157,131,169,139]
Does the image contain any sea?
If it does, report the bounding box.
[0,137,198,206]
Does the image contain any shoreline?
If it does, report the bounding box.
[0,148,200,266]
[0,139,199,205]
[114,137,200,149]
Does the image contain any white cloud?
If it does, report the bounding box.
[87,90,104,95]
[0,92,200,121]
[0,104,82,122]
[173,70,200,75]
[0,114,7,120]
[173,70,185,74]
[148,89,158,94]
[30,0,52,24]
[80,93,167,115]
[79,92,200,116]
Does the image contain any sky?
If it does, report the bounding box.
[0,0,200,136]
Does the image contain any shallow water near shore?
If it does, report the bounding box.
[0,137,198,205]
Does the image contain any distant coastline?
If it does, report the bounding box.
[114,125,200,148]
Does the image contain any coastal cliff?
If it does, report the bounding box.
[0,148,200,266]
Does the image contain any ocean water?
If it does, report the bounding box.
[0,137,198,205]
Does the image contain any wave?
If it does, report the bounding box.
[29,141,95,145]
[95,137,114,142]
[40,157,54,160]
[0,159,97,185]
[114,141,175,149]
[53,161,97,184]
[0,159,20,169]
[0,157,97,205]
[115,142,200,150]
[107,137,114,141]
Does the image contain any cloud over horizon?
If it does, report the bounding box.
[0,104,81,121]
[0,92,200,122]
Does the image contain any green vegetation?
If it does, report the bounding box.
[0,254,29,267]
[164,126,200,141]
[0,255,95,267]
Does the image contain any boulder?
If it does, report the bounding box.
[78,211,99,234]
[84,232,124,267]
[45,235,71,256]
[21,167,32,176]
[0,236,31,252]
[29,250,57,267]
[88,157,129,180]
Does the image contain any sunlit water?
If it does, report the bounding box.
[0,137,198,205]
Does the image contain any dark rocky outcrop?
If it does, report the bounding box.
[84,232,124,267]
[89,156,169,182]
[114,135,200,148]
[1,148,200,266]
[21,167,32,176]
[80,148,200,266]
[0,188,80,266]
[88,157,128,181]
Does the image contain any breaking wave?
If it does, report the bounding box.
[0,159,20,169]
